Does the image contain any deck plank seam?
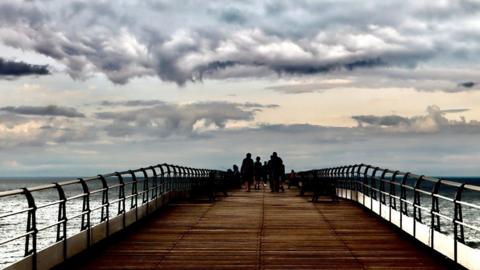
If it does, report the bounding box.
[313,201,368,270]
[153,201,215,269]
[257,188,266,270]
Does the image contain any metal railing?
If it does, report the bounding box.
[298,164,480,269]
[0,163,225,269]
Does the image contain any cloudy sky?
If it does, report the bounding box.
[1,0,480,176]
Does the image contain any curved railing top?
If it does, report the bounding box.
[300,163,480,192]
[0,162,225,269]
[0,163,219,198]
[298,163,480,269]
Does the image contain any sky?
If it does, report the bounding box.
[1,0,480,176]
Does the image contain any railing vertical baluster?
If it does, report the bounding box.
[370,167,379,211]
[23,187,37,270]
[400,173,410,230]
[129,170,138,220]
[349,165,356,200]
[141,168,149,204]
[115,172,126,228]
[389,171,398,223]
[150,166,158,200]
[171,165,178,192]
[431,180,441,249]
[98,175,109,236]
[453,183,465,263]
[413,176,424,238]
[166,165,172,192]
[414,175,424,222]
[54,183,67,259]
[380,170,387,205]
[390,171,399,210]
[363,165,371,206]
[79,178,91,249]
[158,164,165,195]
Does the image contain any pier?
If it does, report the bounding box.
[64,189,449,269]
[1,163,479,270]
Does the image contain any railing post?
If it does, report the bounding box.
[370,167,379,212]
[413,175,424,238]
[363,165,371,206]
[141,168,149,204]
[158,164,166,195]
[389,171,399,223]
[371,167,379,201]
[349,165,356,200]
[356,164,365,202]
[23,187,37,270]
[54,183,67,260]
[400,172,410,230]
[98,175,109,222]
[165,164,172,192]
[115,172,126,228]
[414,176,424,222]
[453,183,465,263]
[149,166,158,200]
[431,179,441,249]
[78,178,91,250]
[98,174,109,236]
[171,165,178,192]
[379,170,387,205]
[390,171,399,210]
[129,170,138,220]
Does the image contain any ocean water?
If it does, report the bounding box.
[0,176,479,268]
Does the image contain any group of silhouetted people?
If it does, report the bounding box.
[235,152,286,192]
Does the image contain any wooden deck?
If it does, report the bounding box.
[65,189,450,270]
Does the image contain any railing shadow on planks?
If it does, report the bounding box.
[0,163,227,270]
[298,164,480,270]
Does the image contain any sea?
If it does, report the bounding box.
[0,176,479,268]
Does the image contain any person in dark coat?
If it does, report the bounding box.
[241,153,254,192]
[267,156,273,191]
[253,156,263,190]
[269,152,284,192]
[232,164,241,189]
[263,161,269,187]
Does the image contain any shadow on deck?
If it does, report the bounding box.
[60,189,451,270]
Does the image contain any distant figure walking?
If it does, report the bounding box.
[288,169,297,189]
[263,161,269,187]
[269,152,284,192]
[254,156,263,190]
[241,153,254,192]
[232,164,241,189]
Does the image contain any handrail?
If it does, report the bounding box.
[298,164,480,269]
[0,163,226,269]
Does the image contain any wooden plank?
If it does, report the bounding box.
[65,189,450,270]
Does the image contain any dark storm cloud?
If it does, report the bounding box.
[0,58,50,77]
[352,115,410,127]
[0,105,85,118]
[458,82,476,88]
[273,58,386,76]
[1,1,479,87]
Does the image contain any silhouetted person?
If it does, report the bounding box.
[263,161,269,186]
[269,152,284,192]
[267,156,273,191]
[232,164,241,189]
[241,153,254,192]
[279,162,285,192]
[254,156,263,190]
[288,169,297,189]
